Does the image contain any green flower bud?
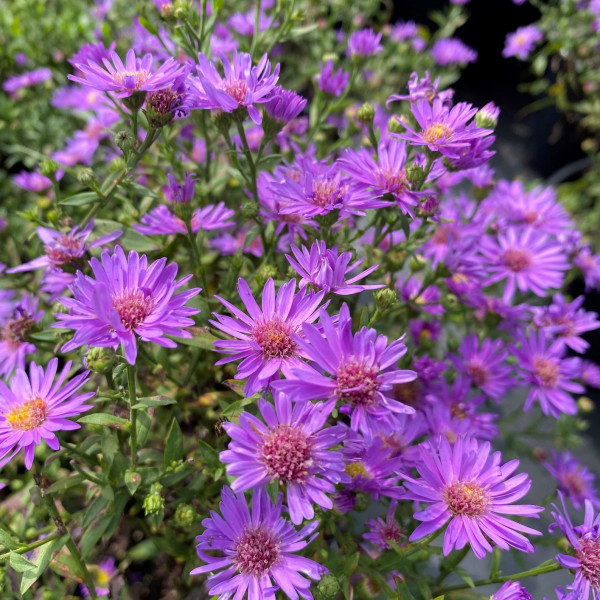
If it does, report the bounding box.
[143,483,164,516]
[110,157,126,172]
[39,159,59,179]
[256,264,279,289]
[159,2,174,18]
[406,163,426,188]
[314,574,340,600]
[578,396,595,413]
[387,116,404,135]
[374,288,398,312]
[122,90,147,112]
[173,0,191,19]
[114,130,136,153]
[77,168,96,188]
[241,199,259,220]
[356,102,375,125]
[212,111,234,136]
[174,503,196,528]
[409,254,427,273]
[37,196,52,211]
[354,491,370,512]
[86,347,116,374]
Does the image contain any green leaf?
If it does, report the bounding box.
[0,526,20,550]
[132,395,176,409]
[124,470,142,496]
[82,495,110,529]
[20,535,67,593]
[29,329,59,342]
[46,474,86,494]
[221,394,259,417]
[170,326,217,350]
[59,191,99,206]
[128,539,158,562]
[164,418,183,468]
[138,16,158,35]
[9,551,36,573]
[136,409,152,448]
[79,413,129,429]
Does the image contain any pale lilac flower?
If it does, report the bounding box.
[135,203,235,236]
[3,68,52,94]
[387,71,454,106]
[363,501,404,551]
[431,38,477,65]
[544,451,600,510]
[347,28,383,56]
[503,25,543,60]
[13,170,53,193]
[491,581,531,600]
[315,61,349,97]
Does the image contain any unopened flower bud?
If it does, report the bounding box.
[86,347,115,374]
[77,168,96,188]
[356,102,375,124]
[387,116,404,134]
[241,199,259,220]
[52,301,69,315]
[37,196,52,210]
[256,264,278,289]
[114,130,136,153]
[39,159,59,179]
[578,396,595,413]
[174,503,196,528]
[475,102,500,129]
[406,163,426,188]
[143,482,164,516]
[409,254,427,272]
[354,491,370,512]
[374,288,398,312]
[159,2,174,18]
[314,574,340,600]
[173,0,191,19]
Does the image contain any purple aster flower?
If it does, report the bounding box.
[544,451,600,510]
[387,71,454,106]
[450,334,514,400]
[54,246,201,364]
[431,38,477,65]
[189,51,280,125]
[286,241,384,296]
[363,501,405,551]
[13,170,53,193]
[503,25,543,60]
[550,495,600,600]
[82,558,117,598]
[397,275,443,316]
[413,355,447,383]
[347,28,383,57]
[337,139,417,215]
[275,305,416,435]
[512,330,584,418]
[164,171,195,203]
[210,278,325,395]
[491,581,531,600]
[190,486,326,600]
[0,359,95,470]
[69,42,116,71]
[144,68,192,125]
[7,221,122,299]
[68,48,184,98]
[576,247,600,292]
[0,295,43,379]
[135,203,234,236]
[264,87,307,123]
[580,360,600,388]
[479,227,569,304]
[220,394,346,524]
[401,435,543,559]
[394,99,492,159]
[532,294,600,354]
[315,61,349,97]
[390,21,418,42]
[210,230,263,258]
[228,9,274,36]
[3,68,52,95]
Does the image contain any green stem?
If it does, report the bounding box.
[434,561,563,595]
[32,471,97,599]
[127,364,138,469]
[250,0,262,57]
[435,546,470,586]
[186,222,209,293]
[0,532,63,561]
[235,121,258,202]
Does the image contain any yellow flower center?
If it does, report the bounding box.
[423,123,453,144]
[5,398,48,431]
[345,462,369,478]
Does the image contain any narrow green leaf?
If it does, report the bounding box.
[138,16,158,35]
[79,413,129,429]
[132,395,176,409]
[136,410,152,448]
[20,535,67,593]
[9,551,36,573]
[0,526,20,550]
[164,418,183,468]
[46,475,86,494]
[82,495,109,529]
[59,191,99,207]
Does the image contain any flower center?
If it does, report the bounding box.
[376,168,408,194]
[450,403,468,421]
[252,318,298,360]
[311,179,344,209]
[336,359,380,407]
[225,78,249,105]
[503,248,532,272]
[381,520,404,545]
[576,535,600,591]
[466,359,488,386]
[112,288,154,330]
[532,357,560,388]
[423,122,453,144]
[260,425,313,483]
[115,70,150,90]
[234,527,280,576]
[442,480,491,518]
[5,398,48,431]
[431,224,453,245]
[345,461,370,478]
[562,471,587,497]
[45,234,85,266]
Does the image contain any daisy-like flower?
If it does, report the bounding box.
[0,359,95,470]
[276,305,416,435]
[263,87,307,124]
[135,203,235,236]
[363,501,405,551]
[315,61,349,97]
[211,278,325,395]
[491,581,531,600]
[512,330,583,418]
[503,25,543,60]
[480,227,569,304]
[394,99,492,159]
[430,38,478,65]
[449,334,514,400]
[54,245,201,364]
[576,247,600,292]
[189,51,280,124]
[7,221,122,300]
[220,394,346,524]
[286,241,384,296]
[68,48,184,98]
[544,451,600,510]
[0,295,43,378]
[402,435,543,559]
[387,71,454,107]
[550,495,600,600]
[3,68,52,95]
[532,294,600,354]
[347,28,383,56]
[13,170,53,193]
[337,139,417,215]
[190,486,326,600]
[82,559,117,598]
